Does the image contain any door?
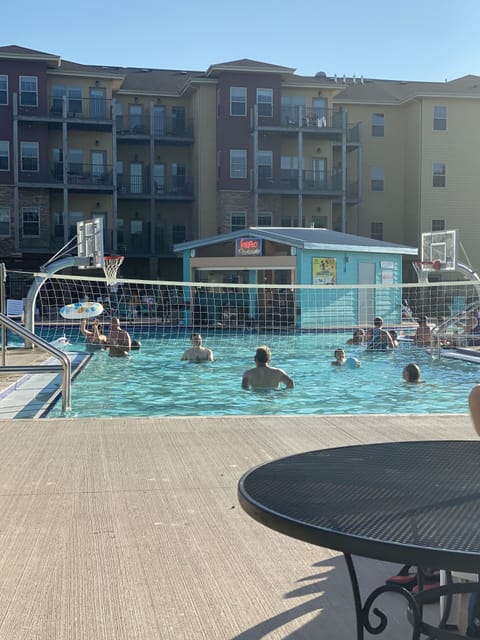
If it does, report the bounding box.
[130,163,142,193]
[358,262,375,325]
[153,105,165,136]
[91,151,106,182]
[172,163,186,192]
[89,88,106,119]
[129,105,143,133]
[312,157,327,188]
[153,163,165,193]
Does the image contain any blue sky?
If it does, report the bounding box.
[4,0,480,82]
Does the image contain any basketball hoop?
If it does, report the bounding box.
[413,260,442,284]
[103,255,124,286]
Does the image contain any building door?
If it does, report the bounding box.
[91,151,105,182]
[130,162,142,193]
[153,164,165,193]
[312,157,327,188]
[153,106,166,135]
[89,88,106,119]
[358,262,375,325]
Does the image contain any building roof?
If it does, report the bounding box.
[174,227,417,255]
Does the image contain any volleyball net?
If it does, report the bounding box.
[5,269,480,350]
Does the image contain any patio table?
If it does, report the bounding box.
[238,440,480,639]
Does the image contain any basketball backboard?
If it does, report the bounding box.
[421,229,457,271]
[77,218,104,269]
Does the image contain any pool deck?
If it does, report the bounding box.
[0,410,473,639]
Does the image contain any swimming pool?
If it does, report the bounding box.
[45,332,477,418]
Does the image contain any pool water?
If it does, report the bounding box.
[46,332,477,418]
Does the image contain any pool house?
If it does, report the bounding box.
[174,227,417,329]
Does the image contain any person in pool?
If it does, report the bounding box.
[108,317,131,357]
[365,317,395,350]
[181,333,214,362]
[346,329,365,345]
[331,348,347,366]
[242,345,294,390]
[80,318,107,351]
[402,363,422,383]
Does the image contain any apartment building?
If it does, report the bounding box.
[1,45,480,279]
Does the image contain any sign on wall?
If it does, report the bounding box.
[312,257,337,284]
[236,238,263,256]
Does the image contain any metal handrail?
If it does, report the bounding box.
[0,313,71,412]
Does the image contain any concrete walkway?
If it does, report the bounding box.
[0,413,473,639]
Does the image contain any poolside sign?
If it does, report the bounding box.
[236,237,262,256]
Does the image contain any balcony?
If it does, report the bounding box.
[258,169,343,195]
[116,115,193,142]
[50,163,114,189]
[257,107,344,130]
[17,97,113,124]
[117,174,194,199]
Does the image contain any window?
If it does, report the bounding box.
[257,88,273,117]
[231,211,246,231]
[172,106,186,135]
[257,150,272,179]
[230,87,247,116]
[20,142,39,171]
[372,113,384,137]
[433,105,447,131]
[432,219,445,231]
[433,163,446,187]
[257,213,272,226]
[370,222,383,241]
[0,75,7,105]
[370,167,384,191]
[0,141,9,170]
[68,87,82,114]
[230,150,247,178]
[0,207,10,235]
[172,224,186,244]
[19,76,38,107]
[22,207,40,236]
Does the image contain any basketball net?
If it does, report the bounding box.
[103,255,124,286]
[413,260,441,284]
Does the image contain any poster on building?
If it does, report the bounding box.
[312,257,337,284]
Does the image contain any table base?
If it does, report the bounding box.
[344,554,480,639]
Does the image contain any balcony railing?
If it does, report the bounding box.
[116,115,193,139]
[50,163,114,187]
[117,174,194,197]
[257,107,345,130]
[47,96,112,121]
[258,169,343,193]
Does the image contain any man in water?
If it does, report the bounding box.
[181,333,214,362]
[365,316,395,350]
[108,317,131,357]
[242,345,294,390]
[414,316,432,346]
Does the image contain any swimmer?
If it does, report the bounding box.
[242,345,294,390]
[365,317,395,350]
[332,348,347,366]
[346,329,365,345]
[108,317,131,357]
[181,333,214,362]
[402,363,422,383]
[131,339,142,350]
[414,316,432,346]
[389,330,400,347]
[80,318,107,352]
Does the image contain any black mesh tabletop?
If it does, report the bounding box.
[238,441,480,572]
